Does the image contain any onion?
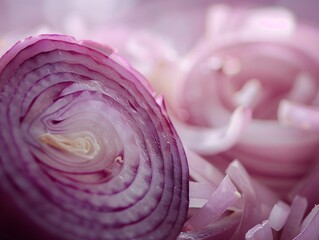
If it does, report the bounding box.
[148,4,319,197]
[185,175,240,231]
[280,196,308,240]
[295,205,319,240]
[86,4,319,239]
[246,196,319,240]
[0,34,189,240]
[245,220,273,240]
[268,201,290,231]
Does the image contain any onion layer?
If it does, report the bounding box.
[0,34,189,240]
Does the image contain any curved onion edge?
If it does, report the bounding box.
[0,34,189,240]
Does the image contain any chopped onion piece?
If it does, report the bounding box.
[268,201,291,231]
[294,205,319,240]
[278,100,319,131]
[173,107,251,155]
[189,181,217,199]
[233,79,263,108]
[281,196,308,240]
[289,161,319,211]
[226,161,265,239]
[286,73,317,103]
[186,149,224,186]
[245,220,273,240]
[184,175,240,231]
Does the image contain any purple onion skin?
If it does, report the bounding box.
[0,34,189,240]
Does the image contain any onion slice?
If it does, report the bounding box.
[185,175,240,231]
[268,201,291,231]
[294,205,319,240]
[280,196,308,240]
[245,220,273,240]
[278,100,319,131]
[173,106,252,155]
[0,34,189,240]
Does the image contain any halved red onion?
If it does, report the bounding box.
[0,34,189,240]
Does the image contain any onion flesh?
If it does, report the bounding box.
[0,34,189,240]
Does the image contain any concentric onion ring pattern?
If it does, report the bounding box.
[0,34,189,240]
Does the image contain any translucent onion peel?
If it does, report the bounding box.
[0,34,189,240]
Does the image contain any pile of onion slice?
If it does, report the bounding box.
[0,34,189,240]
[147,5,319,196]
[180,153,319,240]
[102,5,319,239]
